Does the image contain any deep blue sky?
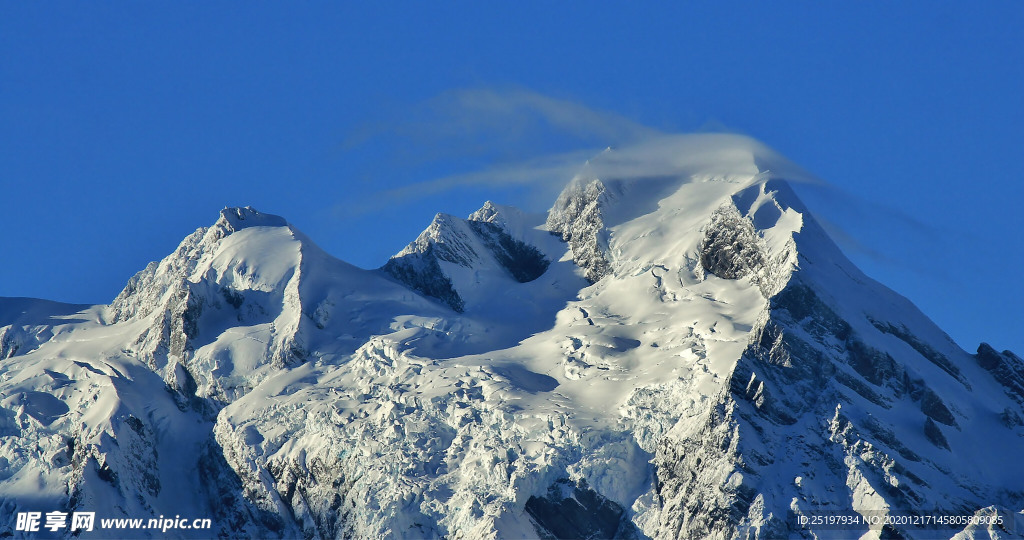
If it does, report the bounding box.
[1,3,1021,354]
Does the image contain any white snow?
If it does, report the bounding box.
[2,137,1022,539]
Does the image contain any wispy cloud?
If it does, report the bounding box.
[342,87,661,151]
[336,87,944,284]
[372,132,825,210]
[336,87,672,215]
[339,87,831,216]
[432,87,663,146]
[373,149,600,202]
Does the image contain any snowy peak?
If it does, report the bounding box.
[467,200,504,225]
[382,203,551,312]
[109,207,295,324]
[215,206,288,234]
[467,200,524,232]
[381,213,480,312]
[543,138,796,287]
[102,206,436,405]
[102,207,310,402]
[545,164,807,297]
[399,212,489,268]
[537,165,1024,533]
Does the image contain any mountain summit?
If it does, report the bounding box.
[2,136,1021,539]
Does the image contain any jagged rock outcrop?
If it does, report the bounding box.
[383,202,550,312]
[525,479,638,539]
[546,176,613,283]
[976,342,1024,406]
[698,205,766,281]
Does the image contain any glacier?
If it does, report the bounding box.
[1,134,1023,539]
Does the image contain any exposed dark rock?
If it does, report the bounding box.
[976,343,1024,405]
[977,343,1004,370]
[546,178,612,283]
[729,365,798,425]
[198,439,292,537]
[871,320,964,385]
[653,402,761,540]
[383,246,465,312]
[847,339,898,387]
[221,287,244,309]
[125,415,145,435]
[0,327,21,360]
[924,417,950,450]
[920,389,957,427]
[881,523,908,539]
[699,207,765,281]
[525,478,636,540]
[467,220,549,282]
[96,460,119,487]
[146,282,204,361]
[827,409,930,514]
[771,284,851,342]
[738,316,837,421]
[383,210,550,311]
[179,289,203,341]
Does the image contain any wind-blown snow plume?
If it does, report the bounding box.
[343,88,961,338]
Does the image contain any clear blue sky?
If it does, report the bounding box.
[1,3,1021,354]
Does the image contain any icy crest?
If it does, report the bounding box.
[467,200,504,225]
[383,203,554,313]
[216,205,288,233]
[109,206,287,323]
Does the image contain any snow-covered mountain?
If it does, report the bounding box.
[2,134,1022,539]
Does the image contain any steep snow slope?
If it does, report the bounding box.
[0,298,92,360]
[2,135,1023,539]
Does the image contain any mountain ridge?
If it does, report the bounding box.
[2,140,1022,539]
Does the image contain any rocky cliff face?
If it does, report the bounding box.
[383,203,550,313]
[546,176,613,283]
[2,138,1022,539]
